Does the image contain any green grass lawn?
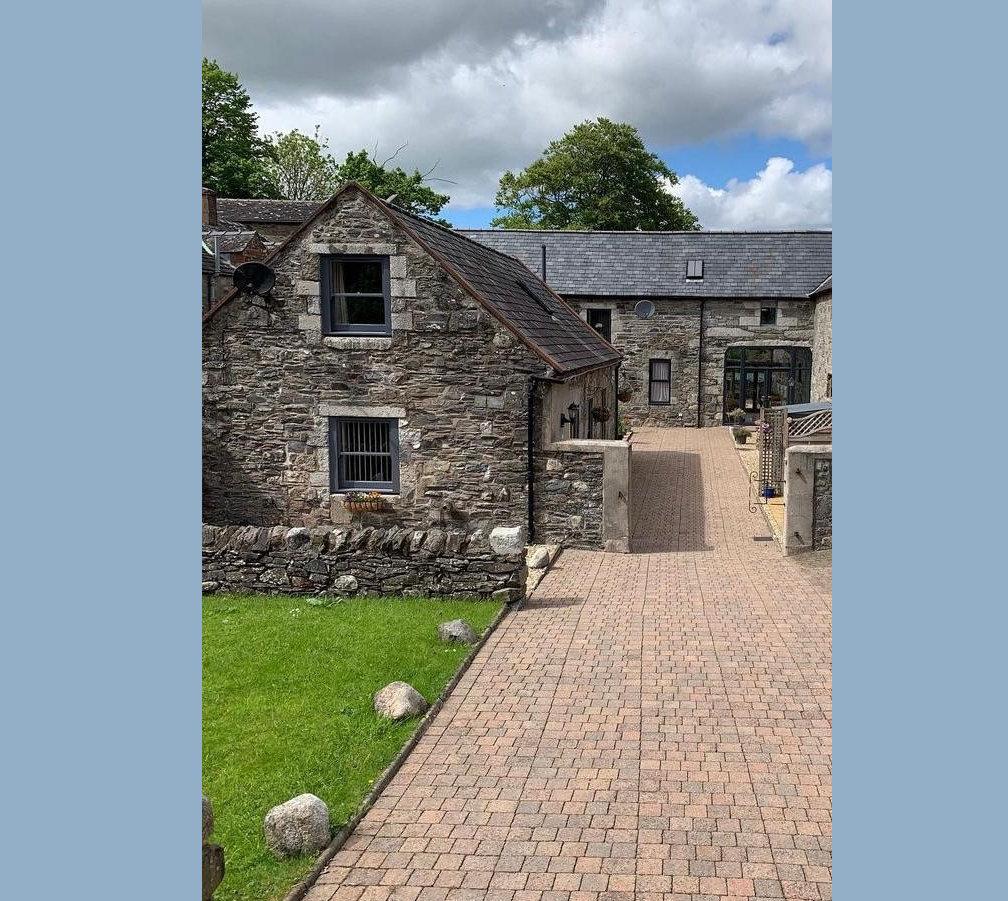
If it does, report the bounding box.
[203,593,502,901]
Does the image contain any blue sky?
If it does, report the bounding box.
[446,134,833,230]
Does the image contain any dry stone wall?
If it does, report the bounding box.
[812,457,832,550]
[202,523,526,600]
[811,290,832,401]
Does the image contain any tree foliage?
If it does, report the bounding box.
[201,58,275,198]
[492,118,698,231]
[334,150,451,223]
[264,126,339,200]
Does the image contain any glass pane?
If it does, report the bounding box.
[334,295,386,326]
[773,348,793,366]
[724,369,741,414]
[745,347,772,365]
[651,381,671,403]
[769,370,789,408]
[725,347,744,364]
[338,259,383,293]
[651,359,671,380]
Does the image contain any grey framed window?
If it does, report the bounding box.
[649,359,672,404]
[329,417,399,493]
[760,303,778,326]
[586,309,611,342]
[686,259,704,279]
[321,255,391,335]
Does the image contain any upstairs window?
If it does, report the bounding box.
[321,256,391,335]
[649,359,672,405]
[686,259,704,279]
[586,308,612,342]
[760,303,778,326]
[329,417,399,493]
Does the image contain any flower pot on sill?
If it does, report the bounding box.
[343,498,390,514]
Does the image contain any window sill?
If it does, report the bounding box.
[322,335,394,350]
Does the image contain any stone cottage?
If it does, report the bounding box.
[461,229,832,426]
[203,183,629,555]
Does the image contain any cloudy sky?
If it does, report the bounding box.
[203,0,831,229]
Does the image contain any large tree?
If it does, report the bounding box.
[334,149,451,223]
[201,58,275,198]
[492,118,698,231]
[264,126,338,200]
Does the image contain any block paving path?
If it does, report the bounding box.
[308,427,831,900]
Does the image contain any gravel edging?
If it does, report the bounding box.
[281,599,516,901]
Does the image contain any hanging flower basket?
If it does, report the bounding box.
[342,491,391,514]
[591,406,612,422]
[616,389,633,403]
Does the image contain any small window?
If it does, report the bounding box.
[760,303,778,326]
[329,417,399,493]
[649,359,672,405]
[321,256,391,335]
[686,259,704,279]
[586,309,611,342]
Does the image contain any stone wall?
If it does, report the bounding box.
[699,299,816,426]
[571,296,701,428]
[811,290,832,401]
[203,188,544,531]
[783,444,832,555]
[812,456,832,550]
[531,439,632,552]
[569,296,816,428]
[202,523,526,600]
[533,448,604,548]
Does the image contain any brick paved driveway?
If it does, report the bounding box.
[308,427,831,901]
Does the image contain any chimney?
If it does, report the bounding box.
[202,187,218,227]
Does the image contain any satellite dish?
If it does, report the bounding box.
[634,300,656,320]
[233,261,275,296]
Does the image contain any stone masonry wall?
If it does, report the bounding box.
[202,523,526,600]
[532,448,605,549]
[811,290,832,401]
[571,296,701,429]
[570,296,815,428]
[203,188,544,531]
[812,457,832,550]
[699,299,816,426]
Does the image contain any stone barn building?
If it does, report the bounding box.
[203,183,631,554]
[462,229,832,427]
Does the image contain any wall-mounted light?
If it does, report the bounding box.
[560,401,580,438]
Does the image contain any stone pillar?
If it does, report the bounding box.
[203,796,224,900]
[602,441,632,552]
[783,444,832,555]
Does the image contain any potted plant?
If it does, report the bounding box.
[342,490,391,514]
[727,407,747,425]
[732,426,752,445]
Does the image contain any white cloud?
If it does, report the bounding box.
[669,157,831,229]
[205,0,832,208]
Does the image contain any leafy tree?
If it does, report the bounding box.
[202,58,275,198]
[492,118,698,231]
[264,126,339,200]
[334,149,451,223]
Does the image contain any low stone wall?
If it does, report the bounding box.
[202,524,526,600]
[533,439,632,552]
[813,457,832,550]
[783,444,832,555]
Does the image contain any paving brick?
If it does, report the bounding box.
[311,428,830,900]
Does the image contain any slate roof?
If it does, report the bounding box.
[202,246,234,275]
[810,274,832,297]
[218,198,321,225]
[202,223,262,255]
[205,184,620,376]
[460,230,832,299]
[381,203,620,374]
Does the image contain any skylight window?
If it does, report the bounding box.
[686,259,704,279]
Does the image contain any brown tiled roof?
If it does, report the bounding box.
[378,201,620,375]
[205,184,620,376]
